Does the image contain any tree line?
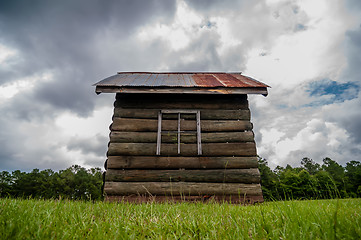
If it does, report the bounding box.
[0,157,360,201]
[0,165,103,200]
[259,157,361,201]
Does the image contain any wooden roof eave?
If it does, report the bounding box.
[95,86,268,96]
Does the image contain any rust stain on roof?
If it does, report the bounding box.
[193,74,224,87]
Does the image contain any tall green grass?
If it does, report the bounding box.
[1,198,360,239]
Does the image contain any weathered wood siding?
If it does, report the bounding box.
[106,156,258,169]
[104,93,263,203]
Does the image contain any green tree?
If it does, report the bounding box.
[301,157,320,175]
[322,157,346,197]
[298,169,318,198]
[345,161,361,197]
[258,157,280,200]
[11,170,27,198]
[0,171,12,197]
[314,170,338,199]
[58,165,103,200]
[273,160,324,200]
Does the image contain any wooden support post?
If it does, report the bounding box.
[178,112,181,154]
[197,110,202,155]
[156,111,162,155]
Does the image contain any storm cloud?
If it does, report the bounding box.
[1,0,361,171]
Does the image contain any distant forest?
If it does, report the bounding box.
[0,158,360,201]
[0,165,103,201]
[259,157,361,200]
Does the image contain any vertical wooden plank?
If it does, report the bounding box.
[178,112,181,155]
[156,111,162,155]
[197,111,202,155]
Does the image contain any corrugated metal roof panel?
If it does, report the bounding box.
[94,72,270,95]
[193,73,224,87]
[95,72,268,87]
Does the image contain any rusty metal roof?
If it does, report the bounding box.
[94,72,270,95]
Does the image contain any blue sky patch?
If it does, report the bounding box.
[295,23,307,31]
[307,79,360,105]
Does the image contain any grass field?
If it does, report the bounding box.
[0,198,360,239]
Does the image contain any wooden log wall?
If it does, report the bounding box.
[104,93,263,203]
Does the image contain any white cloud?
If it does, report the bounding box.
[0,72,51,100]
[55,106,112,138]
[0,105,112,171]
[137,0,203,51]
[0,43,17,65]
[257,115,353,167]
[245,0,354,87]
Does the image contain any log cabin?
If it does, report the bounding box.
[94,72,269,203]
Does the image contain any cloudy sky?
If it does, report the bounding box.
[1,0,360,171]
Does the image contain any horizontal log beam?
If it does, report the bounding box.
[104,182,263,196]
[115,93,249,109]
[105,195,264,204]
[107,142,257,156]
[107,156,258,169]
[105,169,260,183]
[113,108,251,120]
[111,118,253,132]
[109,131,255,143]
